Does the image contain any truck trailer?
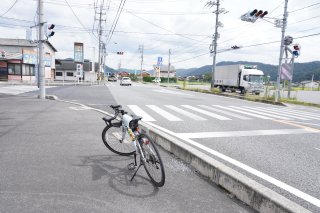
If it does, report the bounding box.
[213,64,264,95]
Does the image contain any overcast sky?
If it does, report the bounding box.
[1,0,319,70]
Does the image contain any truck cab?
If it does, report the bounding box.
[240,67,264,95]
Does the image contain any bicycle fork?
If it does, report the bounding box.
[129,140,146,182]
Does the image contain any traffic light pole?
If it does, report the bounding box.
[38,0,45,99]
[275,0,289,102]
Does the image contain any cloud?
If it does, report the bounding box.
[1,0,319,70]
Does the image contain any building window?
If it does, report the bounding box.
[22,64,35,76]
[66,72,74,77]
[8,64,22,75]
[56,72,63,76]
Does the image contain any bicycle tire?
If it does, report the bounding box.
[138,134,165,187]
[102,125,135,156]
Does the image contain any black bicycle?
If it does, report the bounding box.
[102,105,165,187]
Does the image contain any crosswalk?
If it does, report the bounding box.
[123,104,320,122]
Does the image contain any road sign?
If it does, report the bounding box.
[157,57,163,66]
[281,63,293,81]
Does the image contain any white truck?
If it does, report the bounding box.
[213,64,264,95]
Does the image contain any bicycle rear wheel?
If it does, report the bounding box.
[138,134,165,187]
[102,125,135,156]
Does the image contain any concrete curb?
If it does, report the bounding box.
[53,99,311,213]
[139,122,311,213]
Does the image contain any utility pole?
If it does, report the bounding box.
[275,0,289,102]
[139,44,144,80]
[168,48,171,84]
[205,0,227,89]
[95,0,106,82]
[38,0,45,99]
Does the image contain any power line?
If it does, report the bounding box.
[64,0,98,41]
[289,2,320,13]
[0,0,19,17]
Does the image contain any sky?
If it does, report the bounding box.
[0,0,319,71]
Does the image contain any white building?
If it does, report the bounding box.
[153,64,176,78]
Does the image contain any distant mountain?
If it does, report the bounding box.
[176,61,320,82]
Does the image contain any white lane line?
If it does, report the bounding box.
[243,106,311,121]
[264,107,320,120]
[127,105,156,122]
[181,137,320,208]
[146,105,182,121]
[315,148,320,151]
[177,128,318,139]
[199,105,252,120]
[181,105,231,120]
[230,106,293,120]
[213,105,272,119]
[165,105,207,121]
[285,120,320,127]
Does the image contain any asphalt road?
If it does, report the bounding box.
[103,82,320,212]
[1,83,320,212]
[0,90,254,212]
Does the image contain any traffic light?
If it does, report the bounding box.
[117,52,124,55]
[241,9,268,23]
[284,35,293,46]
[249,9,258,16]
[45,23,55,39]
[292,44,300,57]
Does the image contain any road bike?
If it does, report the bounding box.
[102,105,165,187]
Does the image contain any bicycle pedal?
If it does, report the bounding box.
[127,162,136,170]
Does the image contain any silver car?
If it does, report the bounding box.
[120,77,132,86]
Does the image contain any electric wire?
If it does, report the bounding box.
[0,0,19,17]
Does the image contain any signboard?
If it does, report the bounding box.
[74,42,84,63]
[157,56,163,66]
[22,49,37,64]
[281,63,293,81]
[76,63,83,78]
[44,52,52,67]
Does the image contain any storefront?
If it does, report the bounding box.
[0,38,57,82]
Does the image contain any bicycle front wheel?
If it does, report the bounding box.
[102,125,135,156]
[138,134,165,187]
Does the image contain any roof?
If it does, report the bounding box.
[55,59,93,71]
[0,38,57,52]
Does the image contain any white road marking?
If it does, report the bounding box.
[199,105,251,120]
[153,89,193,96]
[144,121,320,208]
[181,105,231,120]
[181,137,320,208]
[213,105,272,119]
[243,106,311,120]
[165,105,207,121]
[127,105,156,122]
[146,105,182,121]
[284,120,320,127]
[177,128,318,139]
[264,107,320,120]
[69,106,92,111]
[229,106,293,120]
[315,147,320,151]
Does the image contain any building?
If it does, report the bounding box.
[300,80,320,88]
[0,38,57,82]
[153,64,176,78]
[55,59,97,81]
